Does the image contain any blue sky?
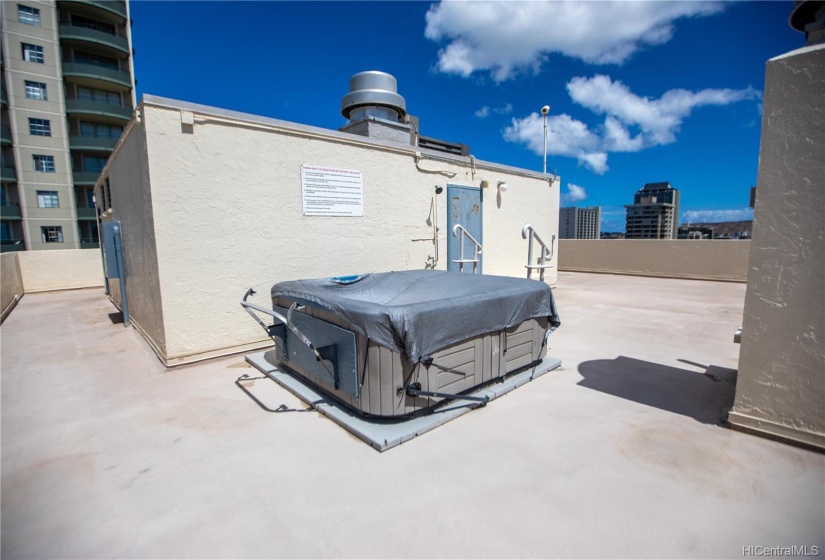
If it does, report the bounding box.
[130,1,802,232]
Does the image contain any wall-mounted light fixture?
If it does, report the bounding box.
[498,181,509,193]
[435,185,443,194]
[480,180,490,189]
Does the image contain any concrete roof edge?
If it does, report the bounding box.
[138,94,556,183]
[769,41,825,61]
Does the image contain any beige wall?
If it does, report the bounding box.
[17,249,104,292]
[730,44,825,450]
[1,249,104,322]
[109,100,558,364]
[558,239,751,282]
[104,120,166,356]
[1,253,24,322]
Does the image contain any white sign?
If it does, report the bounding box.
[301,164,363,216]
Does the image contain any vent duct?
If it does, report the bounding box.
[341,71,406,123]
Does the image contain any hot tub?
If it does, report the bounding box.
[243,270,560,419]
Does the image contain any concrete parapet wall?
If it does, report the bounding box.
[558,239,750,282]
[17,250,104,293]
[1,253,24,323]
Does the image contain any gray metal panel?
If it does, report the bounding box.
[505,320,537,372]
[101,222,120,279]
[274,305,359,398]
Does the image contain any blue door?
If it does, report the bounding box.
[447,184,483,273]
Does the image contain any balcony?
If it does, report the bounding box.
[1,163,16,182]
[59,23,129,55]
[69,135,117,151]
[72,170,102,185]
[65,98,132,121]
[62,62,132,89]
[58,0,127,21]
[1,203,21,219]
[0,239,25,252]
[1,124,11,145]
[79,238,100,249]
[76,203,97,219]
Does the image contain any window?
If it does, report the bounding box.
[41,226,63,243]
[104,178,112,210]
[77,86,121,106]
[74,50,118,71]
[69,14,115,36]
[33,155,55,173]
[24,80,47,100]
[29,118,51,136]
[22,43,44,63]
[80,121,122,139]
[18,4,40,25]
[82,155,108,172]
[37,191,59,208]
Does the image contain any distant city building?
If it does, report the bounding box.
[559,206,601,239]
[679,221,753,240]
[600,232,625,239]
[678,225,715,239]
[625,182,681,239]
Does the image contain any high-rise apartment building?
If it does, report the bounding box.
[1,0,135,252]
[559,206,601,239]
[624,182,680,239]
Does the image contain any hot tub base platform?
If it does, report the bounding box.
[245,350,562,452]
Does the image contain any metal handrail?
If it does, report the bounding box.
[522,224,555,281]
[452,223,483,274]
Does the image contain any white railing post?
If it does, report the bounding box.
[452,224,483,274]
[522,224,555,282]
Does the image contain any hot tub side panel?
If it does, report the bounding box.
[273,296,548,417]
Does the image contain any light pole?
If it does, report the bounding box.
[541,105,550,174]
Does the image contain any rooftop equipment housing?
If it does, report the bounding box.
[341,71,406,123]
[339,70,469,156]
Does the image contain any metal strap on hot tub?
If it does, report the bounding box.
[240,288,334,378]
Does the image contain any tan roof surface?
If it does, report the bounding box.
[2,272,822,558]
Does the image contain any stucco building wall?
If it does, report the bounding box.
[17,249,103,292]
[730,44,825,450]
[103,97,558,365]
[105,120,167,356]
[558,240,751,282]
[1,253,24,322]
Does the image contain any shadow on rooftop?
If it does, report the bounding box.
[577,356,737,425]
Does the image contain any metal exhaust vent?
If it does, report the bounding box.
[341,71,406,123]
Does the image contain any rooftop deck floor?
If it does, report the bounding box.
[1,272,823,558]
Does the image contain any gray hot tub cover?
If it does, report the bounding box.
[271,270,560,363]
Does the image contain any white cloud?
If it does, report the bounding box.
[682,208,754,223]
[562,183,588,204]
[578,152,609,175]
[503,111,608,174]
[475,103,512,118]
[503,75,759,174]
[425,1,725,81]
[567,75,761,145]
[494,103,513,115]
